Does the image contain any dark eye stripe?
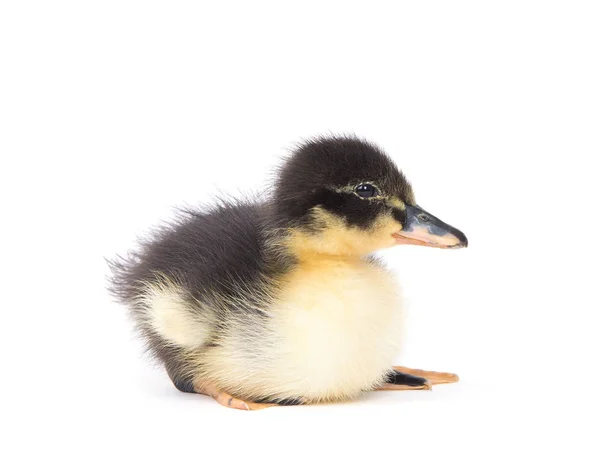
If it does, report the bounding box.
[355,184,379,198]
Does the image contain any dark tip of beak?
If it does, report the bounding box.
[454,230,468,248]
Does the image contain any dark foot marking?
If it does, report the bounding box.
[254,397,304,406]
[276,398,303,406]
[385,370,429,387]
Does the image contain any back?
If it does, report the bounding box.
[109,201,270,306]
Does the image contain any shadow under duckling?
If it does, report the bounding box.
[109,136,467,410]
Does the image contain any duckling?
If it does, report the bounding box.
[109,136,468,410]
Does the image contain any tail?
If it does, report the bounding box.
[106,253,211,349]
[105,253,143,306]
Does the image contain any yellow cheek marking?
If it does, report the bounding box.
[283,207,402,258]
[388,197,406,210]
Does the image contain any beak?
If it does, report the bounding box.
[393,205,468,249]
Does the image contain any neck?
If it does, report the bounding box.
[277,228,374,263]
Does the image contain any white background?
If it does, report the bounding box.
[1,1,599,458]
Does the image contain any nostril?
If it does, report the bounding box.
[417,214,431,223]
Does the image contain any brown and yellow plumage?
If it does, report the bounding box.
[109,136,466,409]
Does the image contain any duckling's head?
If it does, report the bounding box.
[274,136,467,258]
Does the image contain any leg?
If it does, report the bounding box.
[392,365,459,385]
[376,369,432,391]
[166,368,276,411]
[194,381,276,411]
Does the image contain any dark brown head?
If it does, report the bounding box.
[273,136,467,257]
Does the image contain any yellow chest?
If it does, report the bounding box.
[270,257,404,401]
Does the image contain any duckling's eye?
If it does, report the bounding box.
[355,184,379,198]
